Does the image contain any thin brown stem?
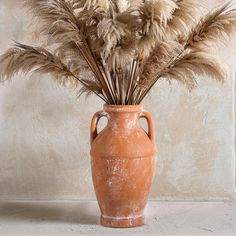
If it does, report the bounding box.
[74,42,113,103]
[125,59,136,104]
[70,72,108,103]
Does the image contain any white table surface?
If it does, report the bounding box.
[0,201,235,236]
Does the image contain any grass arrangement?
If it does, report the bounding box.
[0,0,236,104]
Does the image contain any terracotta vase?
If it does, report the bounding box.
[90,104,157,228]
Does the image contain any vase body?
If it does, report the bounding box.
[90,105,156,228]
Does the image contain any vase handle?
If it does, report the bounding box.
[140,111,155,144]
[90,111,107,145]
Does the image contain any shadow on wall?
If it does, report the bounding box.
[0,76,96,200]
[0,201,99,225]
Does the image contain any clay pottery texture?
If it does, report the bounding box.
[90,105,157,228]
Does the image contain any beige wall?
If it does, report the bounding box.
[0,0,235,200]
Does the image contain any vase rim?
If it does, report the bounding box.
[103,104,143,113]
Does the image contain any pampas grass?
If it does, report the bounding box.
[0,0,236,104]
[187,2,236,49]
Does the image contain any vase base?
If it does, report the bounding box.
[100,214,144,228]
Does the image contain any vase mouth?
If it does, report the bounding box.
[103,104,143,113]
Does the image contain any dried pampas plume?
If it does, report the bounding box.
[187,2,236,49]
[0,0,236,104]
[168,0,203,37]
[162,52,228,89]
[0,43,78,87]
[139,41,184,90]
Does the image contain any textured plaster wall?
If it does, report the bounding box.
[0,0,235,200]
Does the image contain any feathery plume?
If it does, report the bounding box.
[168,0,203,37]
[116,0,130,13]
[187,2,236,49]
[162,51,228,89]
[138,0,178,57]
[0,43,79,88]
[140,0,177,38]
[83,0,110,13]
[24,0,85,44]
[97,18,129,60]
[139,41,183,89]
[106,37,137,71]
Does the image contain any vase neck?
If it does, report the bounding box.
[107,112,140,129]
[103,105,143,130]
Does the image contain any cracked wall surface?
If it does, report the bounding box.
[0,0,235,200]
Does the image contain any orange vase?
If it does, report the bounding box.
[90,104,157,228]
